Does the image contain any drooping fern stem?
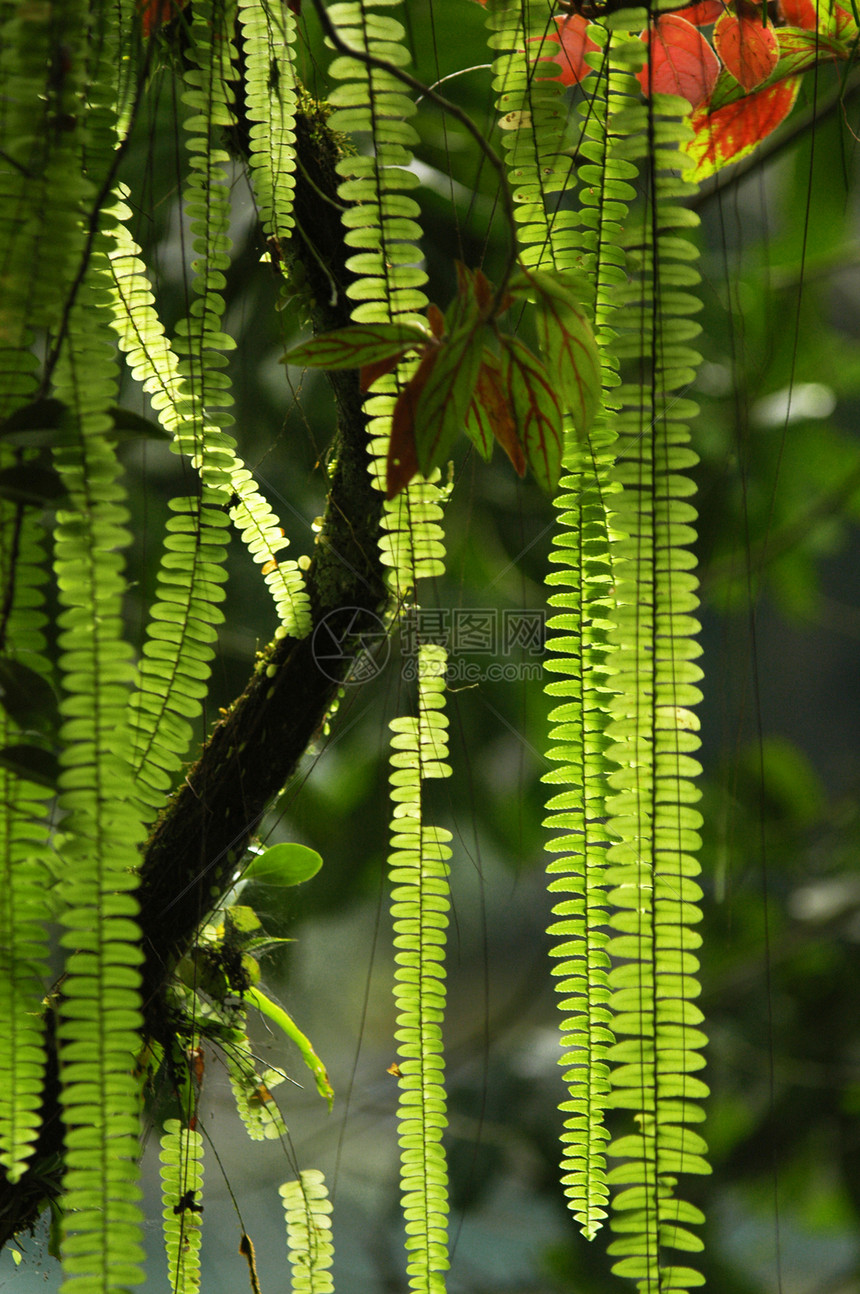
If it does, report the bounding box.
[388,644,453,1294]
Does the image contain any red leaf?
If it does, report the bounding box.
[777,0,817,28]
[470,357,525,475]
[638,15,721,109]
[714,6,779,91]
[427,303,445,339]
[543,14,600,86]
[138,0,188,36]
[674,1,725,25]
[386,350,438,500]
[685,75,801,180]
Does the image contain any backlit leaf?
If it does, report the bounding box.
[542,14,600,86]
[674,1,724,25]
[638,16,721,109]
[509,266,600,437]
[713,6,779,91]
[500,337,563,496]
[707,32,827,111]
[282,323,430,372]
[244,843,323,888]
[685,76,801,180]
[777,0,817,29]
[469,355,524,473]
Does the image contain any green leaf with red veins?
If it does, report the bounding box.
[510,266,600,438]
[500,336,563,496]
[282,322,430,371]
[467,354,525,473]
[413,315,485,476]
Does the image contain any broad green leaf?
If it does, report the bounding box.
[244,842,323,887]
[500,336,563,495]
[413,317,485,476]
[225,905,263,935]
[282,323,430,372]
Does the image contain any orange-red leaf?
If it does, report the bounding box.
[427,303,445,339]
[674,1,724,26]
[386,349,438,500]
[685,75,801,180]
[714,6,779,91]
[777,0,817,28]
[638,15,721,109]
[543,14,600,86]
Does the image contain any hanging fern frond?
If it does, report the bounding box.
[0,499,52,1183]
[161,1118,205,1294]
[29,2,150,1283]
[388,644,452,1294]
[486,3,633,1242]
[279,1169,334,1294]
[599,44,710,1291]
[107,204,310,643]
[237,0,299,241]
[52,249,147,1291]
[325,0,446,596]
[106,196,310,811]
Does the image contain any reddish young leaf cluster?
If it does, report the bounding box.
[535,0,859,180]
[137,0,189,38]
[282,263,601,500]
